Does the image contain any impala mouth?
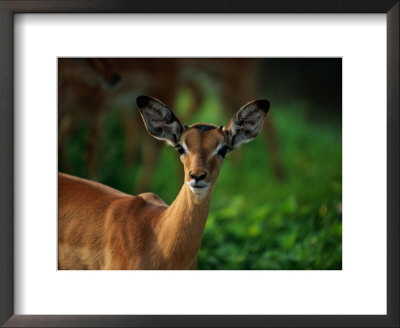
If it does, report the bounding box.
[193,184,208,189]
[187,180,210,200]
[187,180,210,190]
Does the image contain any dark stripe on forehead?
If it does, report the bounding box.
[192,124,217,131]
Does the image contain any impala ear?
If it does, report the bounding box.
[226,99,270,149]
[136,95,183,146]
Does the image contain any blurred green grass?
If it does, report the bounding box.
[61,97,342,270]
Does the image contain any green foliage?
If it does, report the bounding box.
[60,101,342,270]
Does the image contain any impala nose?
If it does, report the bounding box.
[189,171,207,182]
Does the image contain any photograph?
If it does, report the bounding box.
[58,58,342,270]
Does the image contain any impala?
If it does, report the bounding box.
[58,95,270,269]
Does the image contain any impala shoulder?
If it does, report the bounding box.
[106,194,166,223]
[138,192,167,208]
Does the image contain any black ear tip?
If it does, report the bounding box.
[256,99,270,112]
[136,95,152,108]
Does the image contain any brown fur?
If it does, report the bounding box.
[58,97,269,270]
[58,127,225,270]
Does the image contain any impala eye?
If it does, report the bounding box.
[218,145,229,158]
[176,145,185,155]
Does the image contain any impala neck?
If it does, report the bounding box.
[157,183,214,269]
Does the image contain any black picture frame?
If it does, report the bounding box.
[0,1,398,327]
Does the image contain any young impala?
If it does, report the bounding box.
[58,95,270,269]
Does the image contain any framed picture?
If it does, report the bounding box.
[57,57,343,273]
[0,1,398,327]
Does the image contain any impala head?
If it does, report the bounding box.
[137,95,270,202]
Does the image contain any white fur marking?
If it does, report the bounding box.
[186,180,210,200]
[181,141,191,155]
[211,144,225,156]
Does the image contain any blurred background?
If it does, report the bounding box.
[58,58,342,270]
